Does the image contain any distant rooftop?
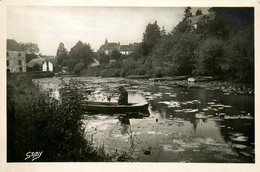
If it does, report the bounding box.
[7,39,22,51]
[189,13,215,25]
[120,45,133,51]
[27,58,46,67]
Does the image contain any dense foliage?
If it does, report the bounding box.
[19,42,40,54]
[107,8,253,82]
[118,7,254,82]
[7,75,107,162]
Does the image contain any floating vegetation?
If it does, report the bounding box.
[195,113,207,119]
[158,101,171,105]
[183,109,199,113]
[158,101,181,108]
[211,104,224,107]
[223,105,232,108]
[230,136,248,142]
[182,100,201,105]
[174,109,184,112]
[153,92,163,98]
[169,94,177,97]
[224,115,254,120]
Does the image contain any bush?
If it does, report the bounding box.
[73,62,85,75]
[7,75,107,162]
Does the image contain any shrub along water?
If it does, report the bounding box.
[7,75,108,162]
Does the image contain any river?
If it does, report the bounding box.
[34,76,254,163]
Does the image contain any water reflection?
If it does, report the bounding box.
[118,117,130,135]
[189,114,197,131]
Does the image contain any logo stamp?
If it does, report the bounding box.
[25,151,43,161]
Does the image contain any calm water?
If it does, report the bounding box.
[34,77,255,162]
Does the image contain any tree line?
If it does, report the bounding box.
[56,7,254,83]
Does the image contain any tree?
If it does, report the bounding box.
[173,21,191,33]
[184,7,192,21]
[56,43,68,66]
[56,43,68,57]
[69,41,94,67]
[173,7,193,33]
[142,21,161,56]
[19,42,40,54]
[195,9,203,16]
[223,26,254,82]
[110,49,121,60]
[97,53,110,67]
[73,62,85,75]
[194,38,225,76]
[209,7,254,33]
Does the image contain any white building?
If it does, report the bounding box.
[27,58,53,72]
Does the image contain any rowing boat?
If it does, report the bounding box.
[83,101,149,114]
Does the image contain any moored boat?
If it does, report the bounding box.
[150,75,190,82]
[83,101,149,114]
[126,75,151,79]
[188,76,221,82]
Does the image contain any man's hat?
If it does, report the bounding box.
[118,86,125,90]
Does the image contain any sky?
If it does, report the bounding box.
[7,6,208,55]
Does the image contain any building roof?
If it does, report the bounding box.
[189,13,215,25]
[120,45,133,51]
[7,39,22,51]
[26,53,38,63]
[189,15,204,25]
[27,58,48,67]
[89,58,100,67]
[107,43,119,50]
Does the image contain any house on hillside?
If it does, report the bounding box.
[98,39,120,55]
[98,39,139,55]
[6,39,27,73]
[188,13,215,29]
[27,58,54,72]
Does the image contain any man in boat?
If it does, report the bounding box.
[118,86,128,105]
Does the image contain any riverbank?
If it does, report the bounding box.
[171,80,254,95]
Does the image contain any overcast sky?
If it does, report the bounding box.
[7,6,208,55]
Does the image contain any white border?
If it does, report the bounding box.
[0,0,259,172]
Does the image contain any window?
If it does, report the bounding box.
[19,67,23,72]
[18,52,22,56]
[7,52,9,57]
[19,60,22,65]
[7,60,9,67]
